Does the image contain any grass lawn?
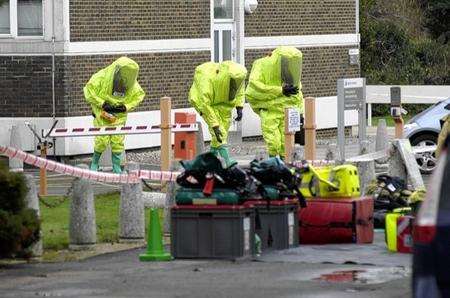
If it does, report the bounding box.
[40,192,152,250]
[371,115,412,127]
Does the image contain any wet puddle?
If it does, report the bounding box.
[314,267,410,284]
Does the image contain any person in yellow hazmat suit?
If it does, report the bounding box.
[189,61,247,167]
[246,46,304,158]
[84,57,145,173]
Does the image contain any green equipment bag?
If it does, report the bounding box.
[261,185,281,200]
[299,164,361,198]
[250,157,307,207]
[175,187,241,205]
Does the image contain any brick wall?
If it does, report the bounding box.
[0,56,65,117]
[245,46,360,98]
[64,51,211,116]
[245,0,356,37]
[70,0,210,42]
[1,47,358,117]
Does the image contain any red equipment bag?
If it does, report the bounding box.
[298,197,374,244]
[396,215,414,253]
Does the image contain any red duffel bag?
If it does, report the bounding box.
[298,197,374,244]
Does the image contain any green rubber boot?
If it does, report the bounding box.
[90,151,102,171]
[217,146,237,168]
[255,234,262,257]
[210,147,219,155]
[112,152,123,174]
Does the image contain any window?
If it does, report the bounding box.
[213,24,234,62]
[214,0,233,19]
[0,1,10,34]
[0,0,43,37]
[213,0,235,62]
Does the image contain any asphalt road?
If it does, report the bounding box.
[0,233,411,298]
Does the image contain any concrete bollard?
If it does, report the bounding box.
[375,119,390,173]
[254,147,269,161]
[389,140,425,190]
[142,192,166,208]
[195,121,205,156]
[356,160,376,196]
[9,125,24,172]
[375,119,389,152]
[292,144,304,161]
[228,120,242,145]
[325,143,338,161]
[359,140,371,155]
[358,140,375,195]
[24,174,43,257]
[119,162,145,243]
[69,164,96,250]
[163,162,180,234]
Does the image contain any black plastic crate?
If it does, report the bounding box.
[246,200,299,250]
[171,205,255,259]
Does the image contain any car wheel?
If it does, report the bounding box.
[410,133,438,174]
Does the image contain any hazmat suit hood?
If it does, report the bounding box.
[105,57,140,98]
[219,61,247,101]
[271,47,303,88]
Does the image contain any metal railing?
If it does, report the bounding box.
[366,85,450,126]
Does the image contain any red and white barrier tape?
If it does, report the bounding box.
[46,123,198,138]
[0,145,180,184]
[292,160,336,168]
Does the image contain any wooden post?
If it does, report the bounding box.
[284,108,295,164]
[160,97,172,172]
[304,97,316,161]
[39,144,48,196]
[394,117,404,139]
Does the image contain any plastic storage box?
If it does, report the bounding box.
[171,205,255,259]
[246,200,299,250]
[298,197,374,244]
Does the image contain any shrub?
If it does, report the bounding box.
[360,0,449,86]
[0,165,40,258]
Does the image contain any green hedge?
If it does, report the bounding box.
[371,104,432,117]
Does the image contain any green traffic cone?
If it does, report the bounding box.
[139,208,172,262]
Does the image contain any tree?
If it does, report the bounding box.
[419,0,450,43]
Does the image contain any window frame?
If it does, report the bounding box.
[0,0,44,39]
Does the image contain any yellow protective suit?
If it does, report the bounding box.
[246,46,304,157]
[84,57,145,154]
[189,61,247,148]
